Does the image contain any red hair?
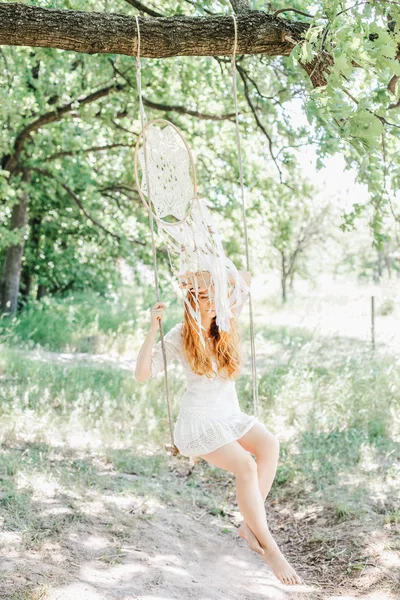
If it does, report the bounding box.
[181,290,243,379]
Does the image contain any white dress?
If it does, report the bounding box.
[150,295,260,457]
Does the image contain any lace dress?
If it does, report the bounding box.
[150,293,259,457]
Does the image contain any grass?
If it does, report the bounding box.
[0,349,186,451]
[0,282,399,519]
[0,283,181,354]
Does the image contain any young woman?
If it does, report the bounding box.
[135,270,303,586]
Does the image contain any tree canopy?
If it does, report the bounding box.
[0,0,399,315]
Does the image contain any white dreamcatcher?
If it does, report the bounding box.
[134,118,250,349]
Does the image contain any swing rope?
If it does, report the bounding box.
[134,16,178,454]
[133,14,259,456]
[231,15,259,419]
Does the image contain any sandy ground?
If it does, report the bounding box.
[1,456,399,600]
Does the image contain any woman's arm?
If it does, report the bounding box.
[135,302,165,382]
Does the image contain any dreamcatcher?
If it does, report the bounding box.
[133,15,259,456]
[134,118,250,343]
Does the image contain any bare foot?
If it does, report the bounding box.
[238,522,265,555]
[262,537,304,586]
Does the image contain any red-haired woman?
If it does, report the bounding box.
[135,271,303,586]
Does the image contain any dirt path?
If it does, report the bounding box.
[1,459,311,600]
[43,507,310,600]
[1,447,398,600]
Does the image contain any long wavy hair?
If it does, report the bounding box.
[181,290,244,380]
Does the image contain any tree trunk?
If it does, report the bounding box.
[289,270,294,290]
[18,214,43,307]
[0,171,32,317]
[37,284,47,300]
[19,266,32,306]
[281,251,287,303]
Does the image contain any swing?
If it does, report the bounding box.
[133,15,259,457]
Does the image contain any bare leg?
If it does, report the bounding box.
[199,440,303,586]
[237,423,280,554]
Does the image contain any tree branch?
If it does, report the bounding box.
[28,167,145,246]
[0,4,309,60]
[229,0,252,13]
[4,83,125,174]
[44,142,136,162]
[182,0,217,16]
[122,0,165,18]
[342,86,400,130]
[141,97,236,121]
[99,183,140,198]
[109,59,238,120]
[235,63,285,183]
[388,72,400,109]
[273,8,315,19]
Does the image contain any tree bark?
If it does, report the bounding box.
[230,0,252,12]
[0,4,334,87]
[0,171,32,317]
[0,4,308,58]
[0,4,331,87]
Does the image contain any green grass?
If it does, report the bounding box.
[0,283,181,353]
[0,284,399,520]
[0,348,186,451]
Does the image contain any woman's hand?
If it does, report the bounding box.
[136,305,163,382]
[150,302,166,329]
